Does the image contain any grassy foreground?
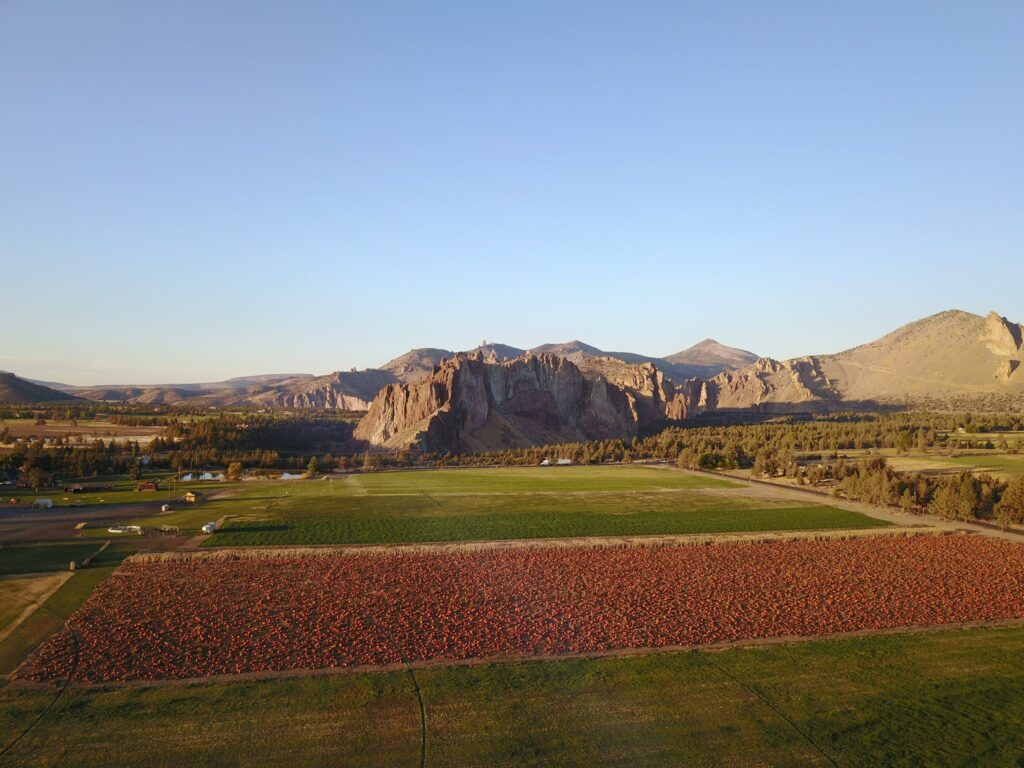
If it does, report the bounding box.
[0,542,134,577]
[2,624,1023,766]
[0,567,118,676]
[201,466,885,546]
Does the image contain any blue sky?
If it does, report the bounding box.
[2,1,1022,384]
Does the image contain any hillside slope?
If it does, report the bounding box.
[0,372,83,404]
[820,310,1024,400]
[666,339,759,372]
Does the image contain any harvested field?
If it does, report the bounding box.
[21,534,1024,684]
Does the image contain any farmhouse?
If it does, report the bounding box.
[136,480,160,491]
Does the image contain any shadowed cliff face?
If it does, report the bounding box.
[354,353,640,451]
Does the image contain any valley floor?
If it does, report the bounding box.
[2,465,1023,766]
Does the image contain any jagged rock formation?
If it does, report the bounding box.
[982,311,1024,358]
[665,357,843,418]
[245,370,397,410]
[354,353,638,451]
[379,344,526,383]
[574,357,674,426]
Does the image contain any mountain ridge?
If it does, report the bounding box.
[16,338,755,407]
[5,310,1022,426]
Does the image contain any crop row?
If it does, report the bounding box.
[22,534,1024,683]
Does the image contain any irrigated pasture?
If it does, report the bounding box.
[5,624,1024,767]
[887,452,1024,478]
[0,542,106,576]
[201,466,885,545]
[23,533,1024,684]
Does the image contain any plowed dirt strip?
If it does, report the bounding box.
[21,535,1024,684]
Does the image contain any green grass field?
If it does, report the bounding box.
[351,466,733,493]
[0,577,61,636]
[0,542,136,577]
[944,453,1024,477]
[2,624,1023,766]
[0,543,104,576]
[198,467,885,546]
[884,452,1024,479]
[0,566,116,675]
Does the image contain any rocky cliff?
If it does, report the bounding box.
[573,357,675,427]
[354,353,639,451]
[247,370,396,410]
[663,357,843,418]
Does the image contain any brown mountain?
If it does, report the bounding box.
[669,309,1024,419]
[818,310,1024,400]
[527,340,755,380]
[0,372,84,404]
[665,339,759,373]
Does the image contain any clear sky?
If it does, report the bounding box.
[2,1,1022,384]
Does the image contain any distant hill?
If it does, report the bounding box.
[529,340,605,359]
[527,339,756,380]
[819,310,1024,400]
[666,339,759,372]
[379,348,454,382]
[0,372,84,404]
[671,309,1024,419]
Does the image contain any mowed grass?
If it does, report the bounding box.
[0,541,136,577]
[352,466,733,493]
[200,467,885,546]
[0,542,136,577]
[944,453,1024,477]
[0,566,116,674]
[0,576,66,636]
[3,624,1024,767]
[885,452,1024,479]
[0,543,101,576]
